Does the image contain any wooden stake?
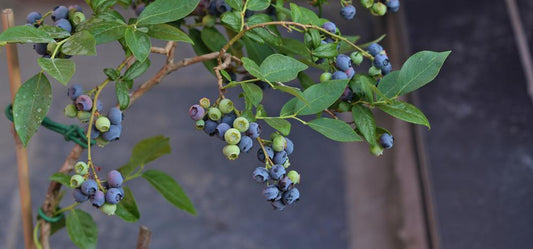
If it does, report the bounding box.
[136,226,152,249]
[2,8,36,249]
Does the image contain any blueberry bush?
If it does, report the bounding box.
[0,0,449,248]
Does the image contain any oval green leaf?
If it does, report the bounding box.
[142,170,196,215]
[293,79,348,115]
[66,209,97,249]
[145,24,193,43]
[0,25,54,43]
[125,27,151,62]
[351,104,377,145]
[377,100,430,128]
[397,50,451,96]
[264,117,291,136]
[61,31,97,56]
[38,58,75,86]
[308,117,362,142]
[259,54,308,83]
[137,0,200,25]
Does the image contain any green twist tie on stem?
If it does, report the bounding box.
[38,207,64,223]
[5,105,96,148]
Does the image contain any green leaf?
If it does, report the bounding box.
[338,35,361,54]
[137,0,200,25]
[308,118,361,142]
[351,105,377,145]
[48,172,70,186]
[13,73,52,147]
[115,186,140,222]
[241,57,262,79]
[243,37,274,64]
[200,27,227,52]
[246,14,281,46]
[242,83,263,107]
[271,38,308,57]
[123,59,151,80]
[264,118,291,136]
[377,100,430,128]
[142,170,196,215]
[351,74,375,103]
[37,58,75,86]
[0,25,54,43]
[145,24,193,43]
[280,98,297,116]
[376,70,399,99]
[312,43,338,58]
[289,3,319,25]
[247,0,271,11]
[297,72,315,89]
[115,80,130,110]
[66,209,97,249]
[221,11,242,31]
[396,51,451,96]
[125,27,151,62]
[225,0,243,10]
[273,84,305,102]
[61,31,97,56]
[104,68,120,81]
[260,54,308,83]
[293,79,348,115]
[38,25,71,39]
[83,17,127,44]
[188,29,216,74]
[118,135,171,177]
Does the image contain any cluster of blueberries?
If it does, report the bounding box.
[26,5,85,57]
[361,0,400,16]
[253,134,301,210]
[70,162,124,215]
[368,43,392,76]
[64,84,123,145]
[189,97,259,160]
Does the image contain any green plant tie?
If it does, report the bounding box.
[5,105,95,148]
[37,207,64,223]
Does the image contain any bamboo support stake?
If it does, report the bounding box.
[136,226,152,249]
[2,8,36,249]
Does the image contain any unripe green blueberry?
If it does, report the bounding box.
[195,119,205,130]
[287,170,300,184]
[350,51,364,65]
[77,111,91,122]
[101,203,117,215]
[70,174,85,188]
[370,2,387,16]
[283,157,291,168]
[338,101,351,112]
[361,0,374,8]
[223,144,240,160]
[270,132,281,141]
[233,117,250,132]
[64,104,77,118]
[368,66,382,77]
[202,15,216,27]
[224,128,241,145]
[69,11,85,26]
[272,136,286,152]
[75,161,88,175]
[208,107,222,121]
[199,97,211,109]
[320,72,332,82]
[370,144,384,156]
[218,98,234,114]
[95,116,111,132]
[95,136,109,147]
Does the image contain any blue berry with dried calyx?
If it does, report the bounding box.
[189,104,205,121]
[26,12,42,25]
[73,188,89,203]
[340,5,356,20]
[91,190,105,207]
[367,43,383,56]
[335,54,352,71]
[282,187,300,205]
[215,123,231,140]
[322,22,337,34]
[278,176,293,191]
[105,188,123,204]
[379,133,394,149]
[269,164,286,180]
[220,113,236,126]
[107,170,123,188]
[81,179,97,196]
[386,0,400,12]
[102,124,122,141]
[263,185,281,201]
[246,122,261,139]
[54,18,72,33]
[257,146,274,163]
[238,135,253,153]
[68,84,83,100]
[52,5,69,21]
[204,120,218,136]
[108,107,123,125]
[253,167,269,183]
[75,95,93,111]
[273,150,288,165]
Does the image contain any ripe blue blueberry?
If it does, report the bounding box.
[273,151,288,165]
[107,170,123,188]
[96,100,103,112]
[282,187,300,205]
[75,95,93,111]
[73,188,89,203]
[204,120,218,136]
[90,125,100,139]
[253,167,269,183]
[108,107,123,125]
[215,123,231,140]
[321,22,337,34]
[345,67,355,79]
[52,6,69,21]
[379,133,394,149]
[238,135,253,153]
[257,146,274,163]
[189,104,205,121]
[215,0,232,13]
[246,122,261,139]
[341,87,354,102]
[26,12,42,24]
[54,18,72,33]
[335,54,352,71]
[269,164,286,180]
[381,63,392,75]
[91,190,105,207]
[332,71,348,80]
[386,0,400,12]
[284,138,294,155]
[262,185,281,201]
[33,43,47,55]
[220,113,236,126]
[340,5,356,20]
[271,200,286,211]
[81,179,98,196]
[368,43,383,56]
[117,187,125,200]
[105,188,123,204]
[68,84,83,100]
[373,54,390,69]
[102,124,122,141]
[278,176,293,191]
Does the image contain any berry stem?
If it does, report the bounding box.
[33,222,43,249]
[239,0,249,31]
[54,202,79,215]
[256,137,274,167]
